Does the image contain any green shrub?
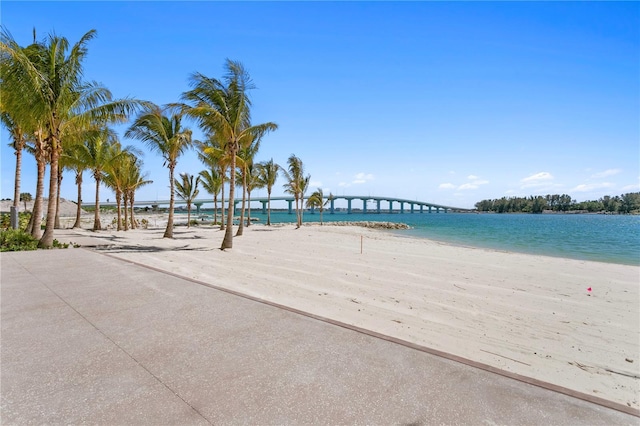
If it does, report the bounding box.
[1,212,33,231]
[0,229,39,252]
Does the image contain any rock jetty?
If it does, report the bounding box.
[308,221,410,230]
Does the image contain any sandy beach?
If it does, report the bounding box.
[51,211,640,412]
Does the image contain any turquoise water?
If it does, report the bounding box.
[188,209,640,266]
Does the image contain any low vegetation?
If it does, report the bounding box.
[0,228,39,252]
[475,192,640,214]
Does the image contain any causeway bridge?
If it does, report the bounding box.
[111,195,472,214]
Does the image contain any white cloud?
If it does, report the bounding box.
[621,183,640,191]
[458,183,478,190]
[439,177,488,191]
[308,180,322,188]
[438,183,456,190]
[351,172,374,185]
[521,172,553,183]
[338,182,348,187]
[572,182,614,192]
[521,172,554,189]
[591,169,621,179]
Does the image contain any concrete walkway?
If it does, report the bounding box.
[1,246,637,425]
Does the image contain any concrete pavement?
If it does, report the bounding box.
[1,245,637,425]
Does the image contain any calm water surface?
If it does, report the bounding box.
[189,209,640,266]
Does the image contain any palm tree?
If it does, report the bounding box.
[1,28,142,247]
[174,173,200,228]
[198,169,223,224]
[75,127,124,230]
[282,154,310,228]
[62,143,88,228]
[123,159,152,230]
[306,188,333,225]
[104,151,139,231]
[245,163,265,227]
[235,133,261,235]
[257,159,280,226]
[125,104,192,238]
[197,136,228,227]
[22,130,47,238]
[181,59,277,250]
[0,112,27,223]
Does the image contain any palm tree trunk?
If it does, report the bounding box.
[12,136,25,229]
[267,189,272,226]
[219,168,226,230]
[187,203,191,228]
[29,157,46,239]
[73,172,83,228]
[213,193,218,225]
[123,192,129,231]
[54,169,62,229]
[246,189,252,227]
[129,192,136,229]
[236,170,247,237]
[93,177,102,231]
[40,138,61,248]
[12,138,24,209]
[29,134,46,238]
[221,146,236,249]
[165,165,175,238]
[116,190,123,231]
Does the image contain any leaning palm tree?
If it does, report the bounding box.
[1,28,142,247]
[174,173,200,228]
[257,159,280,226]
[306,188,333,225]
[125,104,192,238]
[181,59,277,250]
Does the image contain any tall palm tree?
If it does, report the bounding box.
[198,169,223,225]
[181,59,277,250]
[125,104,192,238]
[282,154,310,228]
[23,130,47,238]
[306,188,333,225]
[174,173,200,228]
[0,112,27,222]
[257,159,280,226]
[1,28,142,247]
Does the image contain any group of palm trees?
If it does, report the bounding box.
[1,27,330,250]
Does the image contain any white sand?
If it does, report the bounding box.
[58,215,640,410]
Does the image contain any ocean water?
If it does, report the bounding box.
[187,208,640,266]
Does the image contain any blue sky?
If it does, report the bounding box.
[2,1,638,209]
